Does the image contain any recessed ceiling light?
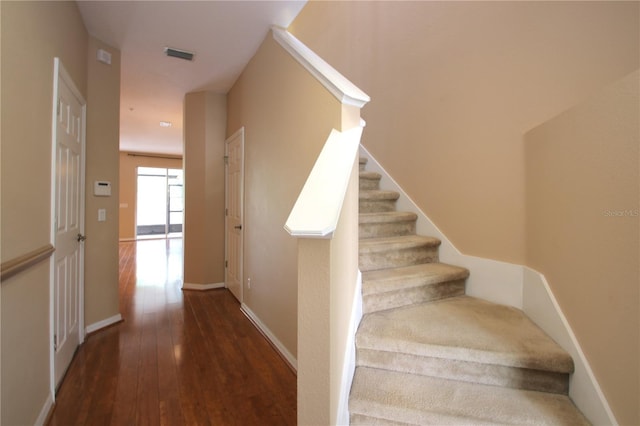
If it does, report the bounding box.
[160,121,172,128]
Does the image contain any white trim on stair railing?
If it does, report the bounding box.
[272,27,370,108]
[359,145,617,426]
[285,126,363,238]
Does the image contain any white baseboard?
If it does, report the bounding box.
[85,313,122,335]
[359,146,523,308]
[35,392,54,426]
[523,268,617,425]
[336,271,363,426]
[182,282,225,291]
[240,303,297,371]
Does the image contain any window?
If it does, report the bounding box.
[136,167,183,237]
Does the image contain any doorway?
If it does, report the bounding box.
[50,57,86,392]
[136,167,183,239]
[225,128,244,302]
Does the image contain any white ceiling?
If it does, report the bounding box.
[77,1,306,156]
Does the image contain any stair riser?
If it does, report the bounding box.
[359,220,416,239]
[355,349,570,394]
[359,246,438,272]
[363,279,465,314]
[360,178,381,190]
[360,199,397,213]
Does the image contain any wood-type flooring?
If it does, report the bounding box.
[47,239,296,425]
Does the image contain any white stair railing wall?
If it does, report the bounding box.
[276,27,370,425]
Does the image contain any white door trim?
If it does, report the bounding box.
[49,57,87,398]
[224,127,245,302]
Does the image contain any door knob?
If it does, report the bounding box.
[77,233,87,242]
[234,225,242,230]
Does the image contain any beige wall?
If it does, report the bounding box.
[525,70,640,426]
[183,91,226,286]
[290,1,639,265]
[1,2,88,424]
[84,36,121,327]
[118,152,182,240]
[227,34,344,357]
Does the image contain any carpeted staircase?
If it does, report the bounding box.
[349,158,589,425]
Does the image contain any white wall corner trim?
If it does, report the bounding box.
[182,282,225,291]
[336,271,363,426]
[285,127,362,238]
[35,393,54,426]
[522,268,618,426]
[241,303,297,371]
[271,27,370,108]
[358,145,524,309]
[85,313,123,335]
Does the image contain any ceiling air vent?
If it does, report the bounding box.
[164,47,194,61]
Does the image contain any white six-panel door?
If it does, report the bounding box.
[225,128,244,302]
[52,58,86,389]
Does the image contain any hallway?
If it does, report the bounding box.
[48,239,296,425]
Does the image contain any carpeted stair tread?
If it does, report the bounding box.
[360,189,400,201]
[360,171,382,180]
[361,263,468,313]
[350,367,589,425]
[359,235,441,271]
[360,171,383,190]
[360,190,400,213]
[362,263,469,295]
[359,211,418,238]
[359,211,417,225]
[359,235,441,253]
[357,295,573,374]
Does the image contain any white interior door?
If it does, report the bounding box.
[51,58,86,389]
[225,128,244,302]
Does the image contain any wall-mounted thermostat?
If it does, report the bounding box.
[94,181,112,196]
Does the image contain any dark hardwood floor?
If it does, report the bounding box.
[48,239,296,425]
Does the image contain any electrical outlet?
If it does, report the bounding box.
[247,278,251,289]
